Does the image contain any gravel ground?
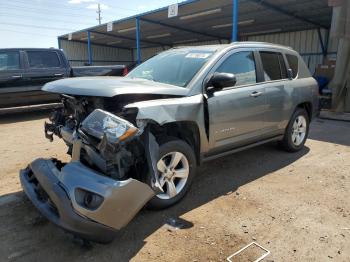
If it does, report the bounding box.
[0,111,349,262]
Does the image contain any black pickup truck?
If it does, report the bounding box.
[0,48,128,108]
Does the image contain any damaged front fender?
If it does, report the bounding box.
[125,94,210,153]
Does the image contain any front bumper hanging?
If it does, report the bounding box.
[20,158,154,243]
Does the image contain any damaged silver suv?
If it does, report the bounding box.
[20,42,319,243]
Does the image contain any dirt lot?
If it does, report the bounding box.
[0,111,349,262]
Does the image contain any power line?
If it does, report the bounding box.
[1,22,79,32]
[0,12,94,26]
[2,4,134,23]
[0,29,57,38]
[1,3,97,18]
[7,0,139,12]
[1,1,134,18]
[2,7,92,19]
[7,0,99,12]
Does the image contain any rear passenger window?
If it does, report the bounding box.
[27,51,60,69]
[286,54,298,78]
[216,51,256,86]
[260,51,287,81]
[0,51,20,71]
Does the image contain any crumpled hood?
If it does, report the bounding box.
[42,76,189,97]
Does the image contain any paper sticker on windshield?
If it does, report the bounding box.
[185,53,211,59]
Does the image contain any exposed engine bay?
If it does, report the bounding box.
[44,94,171,185]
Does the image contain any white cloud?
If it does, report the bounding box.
[86,3,109,10]
[68,0,95,4]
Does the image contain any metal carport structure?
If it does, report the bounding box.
[58,0,335,73]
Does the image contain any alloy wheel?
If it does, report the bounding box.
[291,115,307,146]
[156,152,189,200]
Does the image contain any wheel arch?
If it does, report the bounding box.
[296,101,312,120]
[147,121,201,165]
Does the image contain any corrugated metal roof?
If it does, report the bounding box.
[59,0,332,49]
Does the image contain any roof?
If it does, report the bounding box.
[59,0,332,50]
[167,41,294,52]
[0,48,60,51]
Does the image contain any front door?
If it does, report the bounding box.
[0,50,24,89]
[206,50,267,153]
[0,50,26,108]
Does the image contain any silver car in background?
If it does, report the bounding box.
[20,42,319,243]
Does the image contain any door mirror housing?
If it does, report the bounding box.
[206,72,237,93]
[287,68,294,80]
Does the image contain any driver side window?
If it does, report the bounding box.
[216,51,257,87]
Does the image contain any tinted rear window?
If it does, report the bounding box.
[27,51,60,69]
[286,54,298,78]
[0,51,20,71]
[260,51,285,81]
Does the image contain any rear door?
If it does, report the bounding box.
[206,49,267,153]
[23,50,67,90]
[257,50,290,134]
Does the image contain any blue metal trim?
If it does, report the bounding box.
[87,31,92,65]
[317,28,326,56]
[90,30,171,47]
[247,0,329,29]
[324,29,330,56]
[61,39,131,50]
[58,0,200,38]
[140,18,226,41]
[232,0,238,42]
[244,27,319,37]
[136,17,141,65]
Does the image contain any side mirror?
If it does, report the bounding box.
[206,72,237,93]
[287,68,294,80]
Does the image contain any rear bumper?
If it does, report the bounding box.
[20,158,154,243]
[20,159,117,243]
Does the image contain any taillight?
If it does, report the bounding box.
[122,67,128,76]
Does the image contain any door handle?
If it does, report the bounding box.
[54,73,64,77]
[12,75,22,79]
[250,91,263,97]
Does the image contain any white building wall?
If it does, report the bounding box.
[59,39,133,66]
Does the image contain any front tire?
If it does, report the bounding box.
[147,139,196,210]
[280,108,309,152]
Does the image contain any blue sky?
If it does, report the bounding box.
[0,0,179,48]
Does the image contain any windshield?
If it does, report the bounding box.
[127,49,214,87]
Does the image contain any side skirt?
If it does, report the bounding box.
[202,135,283,162]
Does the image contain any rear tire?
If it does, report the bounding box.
[146,139,196,210]
[280,108,309,152]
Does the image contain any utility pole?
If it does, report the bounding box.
[96,3,102,25]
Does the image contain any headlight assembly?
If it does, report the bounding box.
[81,109,138,143]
